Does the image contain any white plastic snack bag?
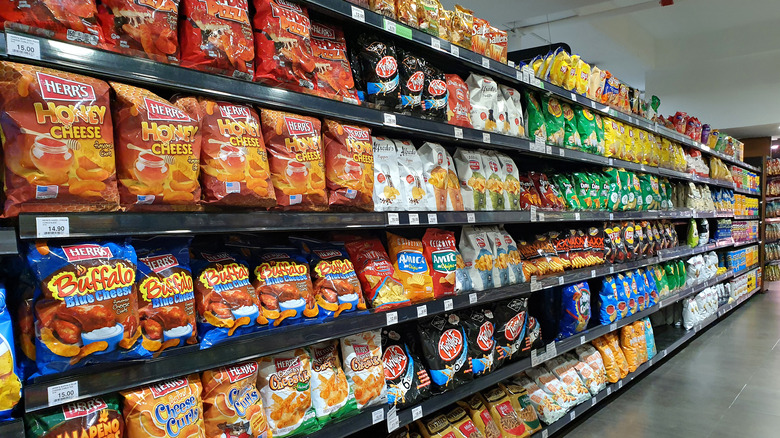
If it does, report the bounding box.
[574,344,607,387]
[396,139,434,211]
[454,148,487,211]
[309,339,356,421]
[514,373,567,424]
[563,352,604,395]
[466,73,501,133]
[459,226,496,291]
[494,151,521,210]
[340,330,387,410]
[257,348,318,437]
[545,356,592,404]
[373,136,403,211]
[418,142,452,211]
[500,85,525,138]
[525,365,577,411]
[499,226,528,283]
[480,149,509,211]
[481,225,514,286]
[443,147,465,211]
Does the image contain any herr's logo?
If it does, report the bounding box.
[37,72,95,101]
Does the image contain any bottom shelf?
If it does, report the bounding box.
[0,419,24,437]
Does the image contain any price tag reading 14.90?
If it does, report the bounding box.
[36,217,70,238]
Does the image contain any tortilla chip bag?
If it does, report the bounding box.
[309,339,357,422]
[323,120,374,211]
[122,374,206,438]
[387,232,435,303]
[201,361,269,438]
[257,348,318,438]
[260,109,326,211]
[344,238,411,310]
[341,330,387,409]
[25,396,125,438]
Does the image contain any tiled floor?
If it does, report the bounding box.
[561,284,780,438]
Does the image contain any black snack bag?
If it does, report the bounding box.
[653,222,665,250]
[522,315,544,354]
[460,308,497,376]
[397,48,425,114]
[605,222,627,263]
[382,327,432,408]
[634,222,646,258]
[641,221,654,257]
[418,313,472,393]
[621,221,638,261]
[421,61,447,121]
[493,298,528,366]
[356,34,399,108]
[348,45,365,103]
[588,227,605,263]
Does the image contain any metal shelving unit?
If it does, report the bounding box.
[0,419,24,438]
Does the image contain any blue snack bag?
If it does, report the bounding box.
[623,271,639,315]
[637,268,656,308]
[644,317,657,359]
[0,282,22,420]
[615,273,630,319]
[27,240,150,375]
[598,276,621,325]
[558,282,591,339]
[633,269,647,311]
[253,247,319,326]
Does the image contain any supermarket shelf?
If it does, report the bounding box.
[541,285,759,437]
[734,186,760,196]
[734,215,760,220]
[732,264,760,278]
[732,238,760,248]
[0,419,24,438]
[765,217,780,223]
[309,408,384,438]
[764,259,780,266]
[764,238,780,245]
[0,228,17,255]
[765,196,780,202]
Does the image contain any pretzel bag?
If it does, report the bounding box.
[201,360,268,438]
[122,374,206,438]
[257,349,318,438]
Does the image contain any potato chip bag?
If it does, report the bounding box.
[344,238,410,310]
[523,91,547,141]
[354,34,400,108]
[133,237,197,354]
[1,0,104,47]
[201,361,269,438]
[461,308,497,376]
[587,66,604,101]
[372,137,403,211]
[396,139,434,211]
[632,320,648,363]
[456,393,502,438]
[25,396,125,438]
[28,240,149,375]
[418,142,452,211]
[574,57,591,96]
[451,5,473,49]
[480,385,532,437]
[444,148,465,211]
[418,313,472,392]
[257,348,318,437]
[446,74,473,128]
[0,283,21,419]
[418,0,442,37]
[494,152,521,211]
[396,0,419,28]
[561,102,581,150]
[558,282,590,339]
[253,247,317,325]
[0,62,119,216]
[382,327,431,408]
[417,414,458,438]
[174,97,275,207]
[594,113,605,155]
[574,106,598,154]
[466,73,501,133]
[482,226,513,285]
[310,21,360,104]
[422,228,461,299]
[500,86,524,138]
[191,249,263,348]
[122,374,205,438]
[322,120,374,211]
[341,330,386,409]
[454,148,487,211]
[548,48,570,87]
[98,0,179,62]
[387,232,435,303]
[308,339,356,421]
[260,109,326,211]
[460,227,495,291]
[618,324,640,372]
[540,95,564,146]
[481,150,508,211]
[253,0,317,91]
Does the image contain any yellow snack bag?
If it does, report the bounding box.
[637,130,648,164]
[575,58,591,96]
[201,361,269,438]
[548,48,570,87]
[122,374,206,438]
[619,324,640,372]
[479,386,530,437]
[564,54,579,91]
[588,66,605,101]
[659,138,671,168]
[456,393,503,438]
[603,118,620,158]
[540,51,555,81]
[632,320,648,364]
[445,406,487,438]
[451,5,474,49]
[386,232,435,303]
[500,383,542,436]
[417,414,459,438]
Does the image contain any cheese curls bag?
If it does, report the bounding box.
[260,109,327,211]
[1,0,104,47]
[110,83,201,207]
[253,0,317,92]
[191,249,263,348]
[323,120,374,211]
[257,348,318,438]
[417,414,458,438]
[253,247,317,325]
[309,339,356,422]
[122,374,206,438]
[98,0,179,63]
[387,232,435,303]
[344,238,410,310]
[28,239,150,375]
[341,330,387,409]
[310,22,360,104]
[174,97,275,207]
[201,361,269,438]
[0,283,21,419]
[0,62,119,216]
[422,228,461,299]
[457,393,503,438]
[25,396,125,438]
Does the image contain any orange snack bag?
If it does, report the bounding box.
[175,97,275,207]
[396,0,418,28]
[386,232,435,303]
[422,228,460,299]
[122,374,206,438]
[310,22,360,104]
[487,26,507,63]
[323,120,374,211]
[451,5,473,49]
[471,16,490,55]
[0,0,104,47]
[98,0,179,63]
[201,360,269,438]
[110,82,201,207]
[260,109,326,211]
[0,62,119,216]
[344,238,410,310]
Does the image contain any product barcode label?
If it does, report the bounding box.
[383,19,396,34]
[350,5,365,22]
[7,33,41,60]
[469,293,477,304]
[427,213,438,224]
[386,311,398,326]
[444,299,453,311]
[386,407,399,432]
[482,57,490,68]
[48,381,78,406]
[610,323,617,331]
[36,217,70,238]
[408,213,419,225]
[467,212,476,223]
[482,132,491,144]
[450,45,459,57]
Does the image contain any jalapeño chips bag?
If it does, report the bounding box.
[382,327,431,408]
[418,313,472,393]
[122,374,206,438]
[25,396,125,438]
[201,361,269,438]
[309,339,356,422]
[257,348,318,438]
[341,330,387,409]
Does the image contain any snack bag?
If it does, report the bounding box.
[253,247,317,325]
[500,85,525,137]
[422,62,448,121]
[0,62,119,216]
[517,174,542,209]
[322,120,373,211]
[397,48,425,114]
[480,385,532,437]
[422,228,461,299]
[461,308,497,376]
[201,361,269,438]
[466,74,500,133]
[396,139,434,211]
[418,0,443,37]
[562,103,581,150]
[133,237,197,355]
[257,349,317,437]
[558,282,590,339]
[261,109,327,210]
[492,298,528,365]
[517,234,565,276]
[460,227,495,291]
[0,283,21,419]
[98,0,178,62]
[501,383,542,435]
[445,74,473,128]
[372,137,403,210]
[619,324,640,372]
[396,0,418,28]
[457,394,503,438]
[541,95,564,146]
[382,327,431,408]
[575,106,598,153]
[471,15,490,55]
[175,97,275,207]
[551,174,581,210]
[122,374,205,437]
[487,25,508,63]
[310,22,360,103]
[451,5,474,49]
[454,148,487,211]
[418,142,452,211]
[494,152,521,211]
[513,374,565,425]
[591,335,625,383]
[28,240,149,375]
[354,34,399,108]
[1,0,103,47]
[524,91,547,141]
[387,232,435,303]
[444,148,465,211]
[308,339,356,421]
[631,320,648,363]
[344,238,410,310]
[417,414,458,438]
[531,172,565,210]
[418,313,472,392]
[644,318,657,359]
[598,276,621,324]
[544,357,591,404]
[253,0,316,91]
[445,405,487,438]
[341,330,386,409]
[24,396,122,437]
[483,226,513,285]
[482,150,509,211]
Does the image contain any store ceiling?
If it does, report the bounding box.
[441,0,780,140]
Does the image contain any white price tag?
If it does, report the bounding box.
[607,387,612,395]
[450,44,460,57]
[610,266,615,273]
[531,77,542,87]
[558,277,564,285]
[482,132,491,144]
[508,60,515,67]
[570,411,576,421]
[387,213,399,225]
[532,135,546,153]
[591,397,597,406]
[7,33,41,60]
[469,293,477,304]
[516,70,523,81]
[538,212,545,221]
[36,217,70,238]
[387,411,400,432]
[522,71,530,83]
[467,212,476,223]
[444,299,453,311]
[609,323,617,331]
[383,19,397,34]
[530,278,541,292]
[608,158,614,166]
[350,5,365,22]
[559,148,565,157]
[640,165,646,171]
[48,381,78,406]
[591,100,597,109]
[481,57,490,68]
[431,38,441,50]
[530,349,543,367]
[412,405,423,421]
[542,430,548,438]
[530,205,537,222]
[571,92,577,101]
[662,349,667,357]
[454,127,463,139]
[427,213,438,224]
[545,145,552,155]
[575,212,581,220]
[383,113,397,126]
[591,269,596,278]
[648,358,653,366]
[580,335,586,345]
[618,381,623,389]
[386,311,398,326]
[609,213,614,220]
[546,342,557,357]
[408,213,419,225]
[417,305,427,318]
[372,409,385,424]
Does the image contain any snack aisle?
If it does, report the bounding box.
[0,0,766,437]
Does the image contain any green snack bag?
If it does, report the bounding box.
[594,113,606,155]
[524,91,547,141]
[562,102,581,150]
[677,259,687,286]
[631,173,643,211]
[26,395,125,437]
[650,175,662,210]
[639,174,655,211]
[542,95,565,146]
[575,106,598,154]
[617,169,635,211]
[664,262,677,290]
[687,219,699,247]
[588,173,602,210]
[552,174,582,210]
[572,172,592,209]
[603,168,622,211]
[599,173,610,211]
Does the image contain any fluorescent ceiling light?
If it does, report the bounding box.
[772,145,779,150]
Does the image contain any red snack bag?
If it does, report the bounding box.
[422,228,461,299]
[0,62,119,216]
[344,238,411,310]
[517,174,542,208]
[550,230,571,266]
[0,0,104,47]
[174,97,276,207]
[530,172,563,210]
[110,82,201,206]
[98,0,179,62]
[471,16,490,55]
[253,0,317,93]
[323,119,374,211]
[445,74,472,128]
[310,21,360,104]
[260,109,327,211]
[179,0,254,79]
[487,25,507,63]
